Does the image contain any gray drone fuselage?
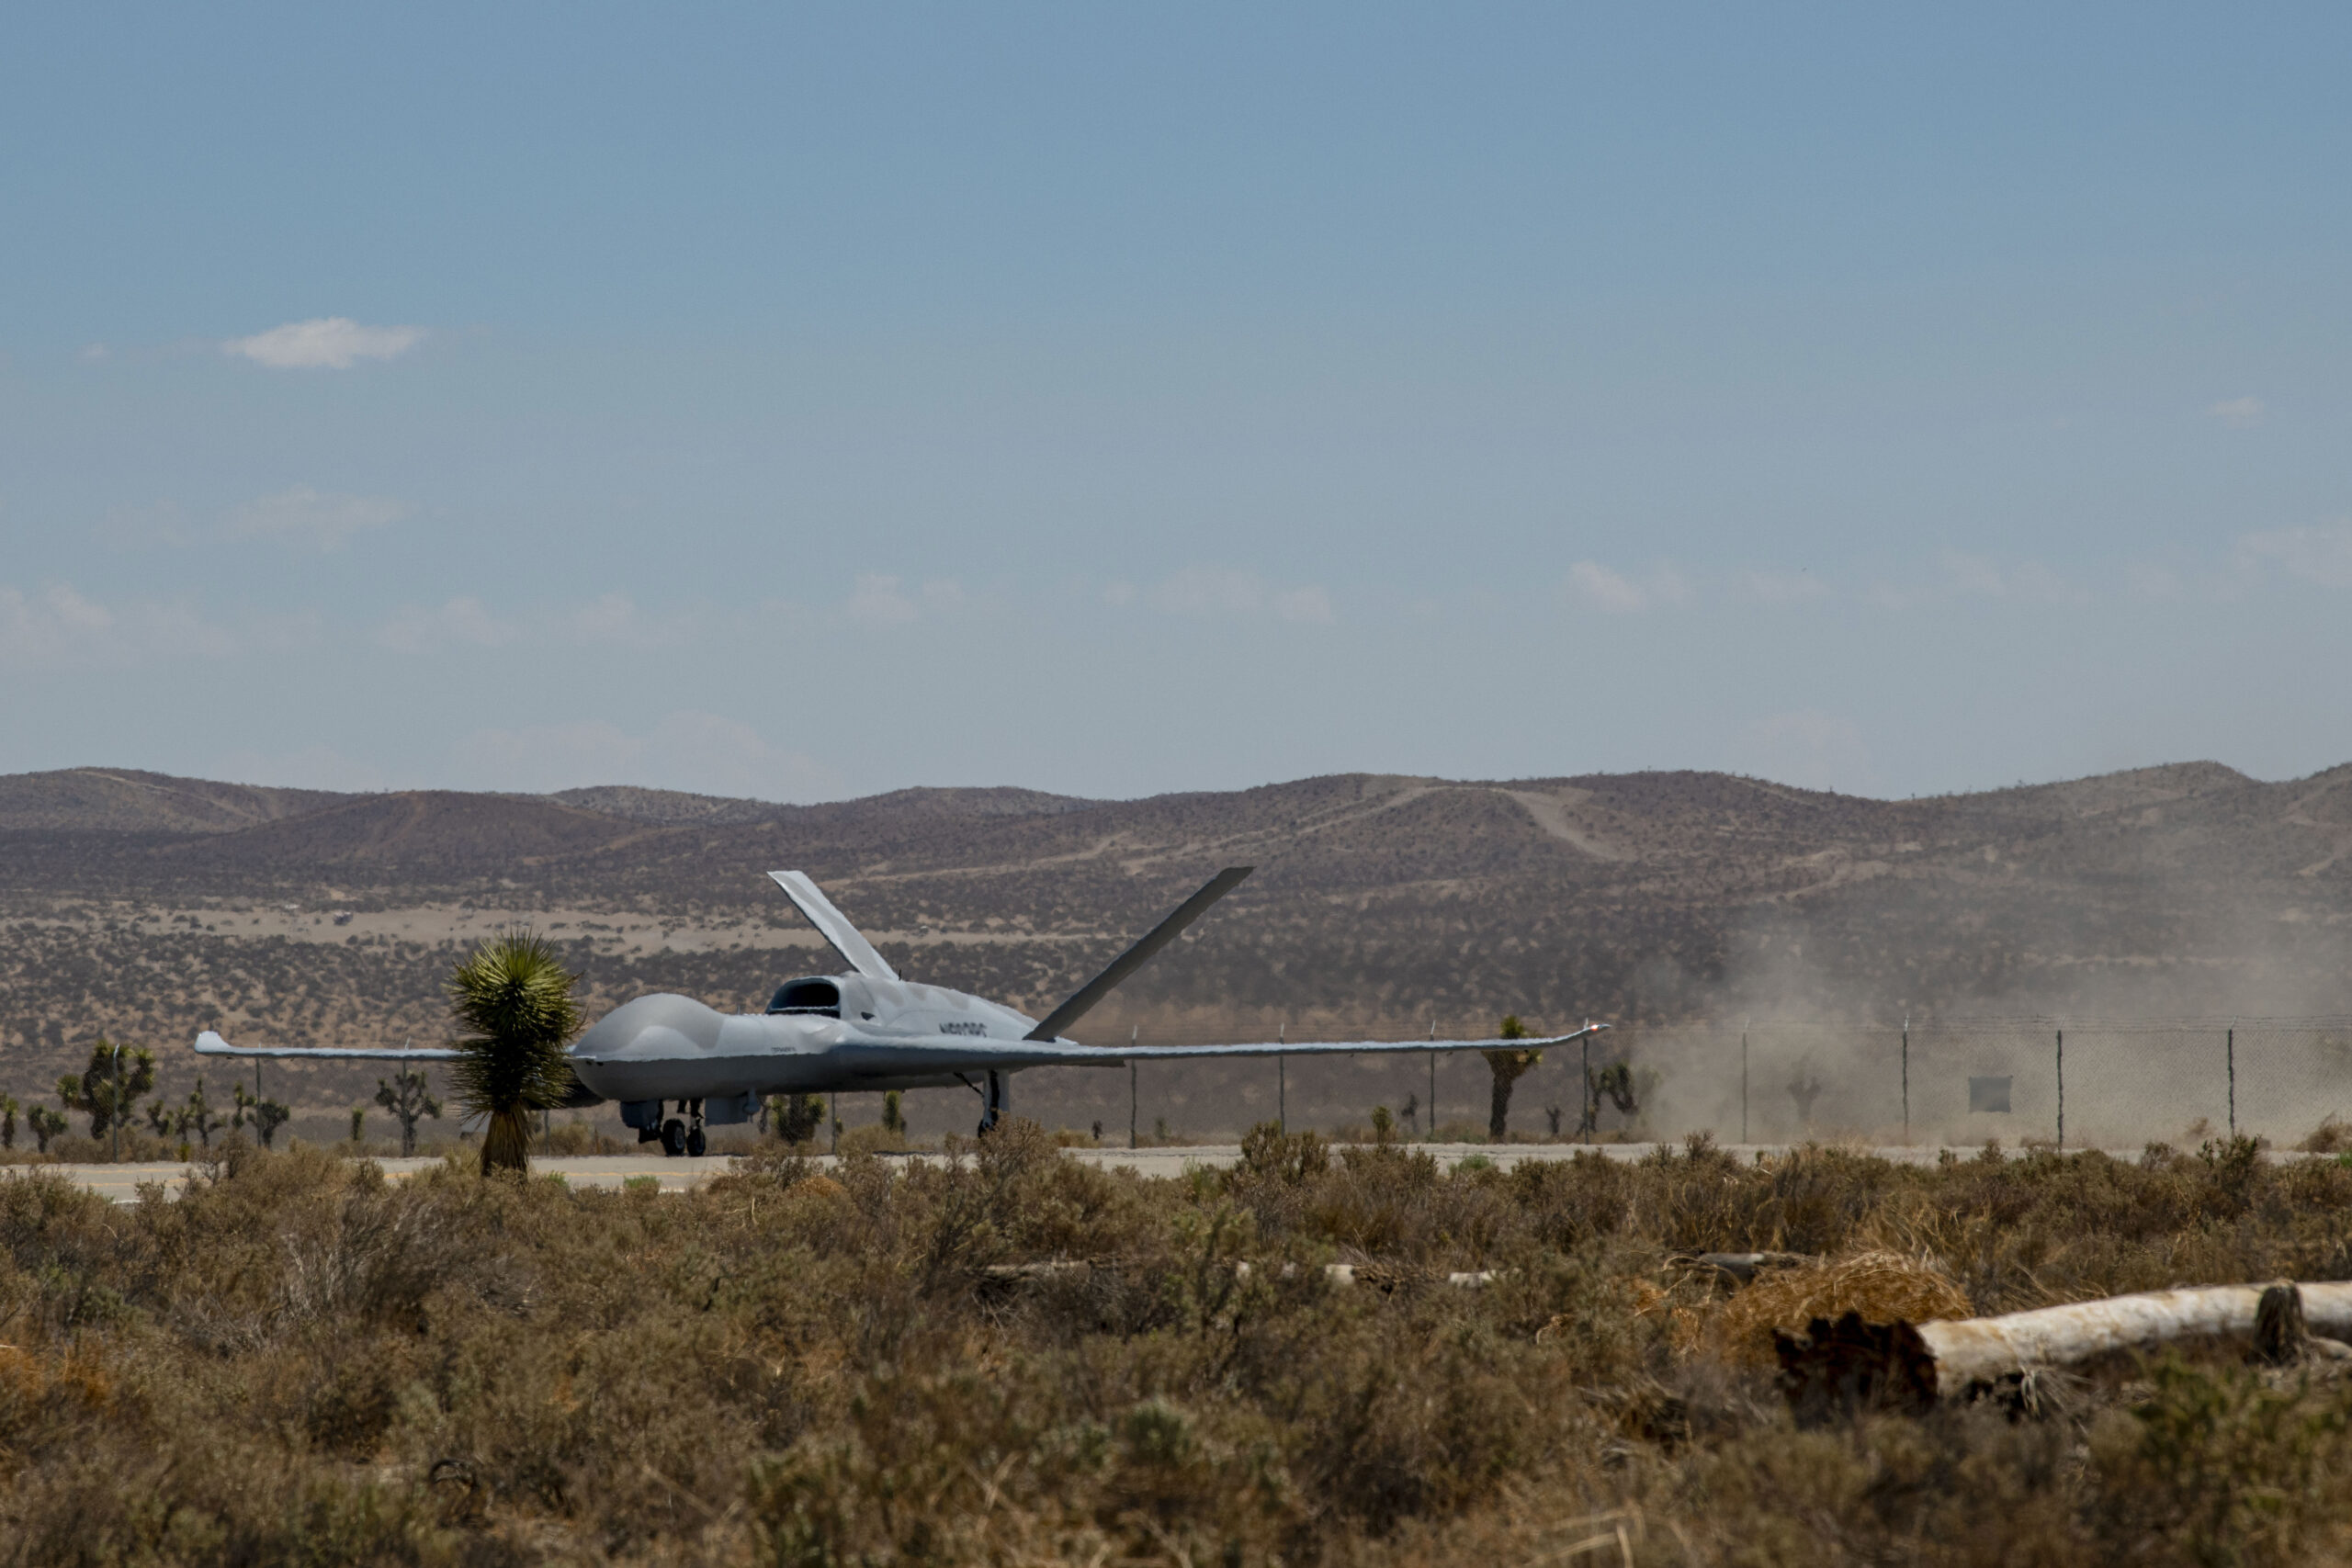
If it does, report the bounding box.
[569,976,1099,1119]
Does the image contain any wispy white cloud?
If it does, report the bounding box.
[0,582,117,667]
[223,317,424,369]
[1153,566,1267,616]
[2208,395,2265,430]
[449,710,843,800]
[842,574,967,627]
[224,486,406,550]
[1938,551,2086,605]
[1565,560,1689,613]
[846,574,919,626]
[1566,561,1645,613]
[78,344,108,363]
[2123,561,2185,602]
[374,592,711,652]
[375,596,519,653]
[2238,520,2352,589]
[1272,585,1335,625]
[564,592,686,648]
[0,581,247,670]
[1119,567,1339,624]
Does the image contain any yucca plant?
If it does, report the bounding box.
[447,928,582,1176]
[1483,1013,1542,1139]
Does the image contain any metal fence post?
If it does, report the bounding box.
[1581,1025,1592,1145]
[1428,1021,1436,1142]
[1901,1015,1910,1145]
[1276,1023,1285,1135]
[1741,1019,1750,1144]
[2227,1023,2236,1138]
[2055,1029,2064,1152]
[1129,1027,1138,1150]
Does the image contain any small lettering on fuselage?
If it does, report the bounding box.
[939,1021,989,1036]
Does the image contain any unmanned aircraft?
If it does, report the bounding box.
[197,866,1606,1156]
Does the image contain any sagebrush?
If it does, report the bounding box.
[4,1127,2352,1563]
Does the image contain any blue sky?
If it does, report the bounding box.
[4,3,2348,802]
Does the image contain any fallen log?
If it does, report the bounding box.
[1776,1280,2352,1422]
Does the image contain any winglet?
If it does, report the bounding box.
[767,870,901,982]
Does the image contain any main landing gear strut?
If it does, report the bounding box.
[959,1070,1011,1137]
[637,1099,707,1157]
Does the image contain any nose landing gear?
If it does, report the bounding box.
[654,1099,709,1157]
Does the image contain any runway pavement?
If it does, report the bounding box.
[21,1140,2184,1202]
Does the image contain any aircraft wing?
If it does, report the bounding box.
[768,870,900,982]
[819,1024,1609,1077]
[1024,866,1253,1041]
[1111,1024,1609,1060]
[194,1030,460,1060]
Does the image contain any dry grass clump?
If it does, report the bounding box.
[2299,1115,2352,1154]
[4,1122,2352,1563]
[1710,1249,1973,1366]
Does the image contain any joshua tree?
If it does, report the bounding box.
[1787,1066,1824,1128]
[184,1077,221,1148]
[58,1039,156,1139]
[769,1093,824,1145]
[375,1067,443,1156]
[1582,1062,1641,1136]
[0,1093,17,1150]
[1483,1015,1543,1139]
[446,928,583,1177]
[1400,1092,1420,1137]
[28,1104,68,1154]
[1370,1104,1394,1142]
[882,1089,905,1135]
[349,1106,367,1145]
[145,1098,176,1137]
[230,1083,291,1148]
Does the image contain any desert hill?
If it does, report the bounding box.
[0,766,345,834]
[1,760,2348,1133]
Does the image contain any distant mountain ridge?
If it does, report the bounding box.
[0,767,350,833]
[0,769,1101,837]
[1,760,2348,1093]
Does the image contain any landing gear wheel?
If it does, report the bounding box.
[685,1126,707,1157]
[660,1118,687,1157]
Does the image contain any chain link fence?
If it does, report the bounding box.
[1001,1017,2352,1147]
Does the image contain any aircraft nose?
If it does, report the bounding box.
[572,993,726,1061]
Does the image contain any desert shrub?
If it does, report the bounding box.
[8,1123,2352,1563]
[2083,1358,2352,1567]
[2301,1115,2352,1155]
